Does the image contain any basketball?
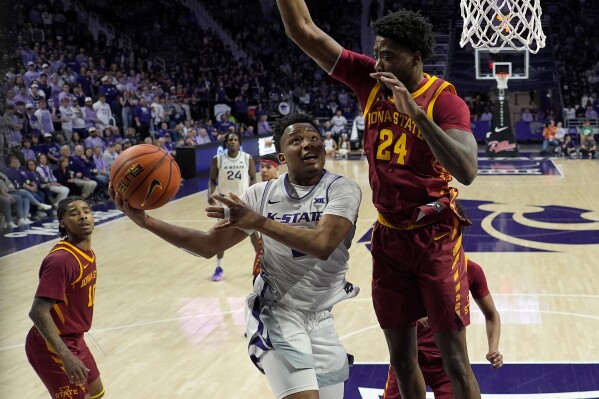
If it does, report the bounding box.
[109,144,181,210]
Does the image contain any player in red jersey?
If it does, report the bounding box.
[252,153,281,281]
[25,197,105,399]
[276,2,480,398]
[384,258,503,399]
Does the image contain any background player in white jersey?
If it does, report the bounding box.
[206,132,256,281]
[110,112,362,399]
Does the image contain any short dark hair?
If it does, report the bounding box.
[57,196,90,238]
[272,113,319,153]
[372,10,436,63]
[221,132,240,149]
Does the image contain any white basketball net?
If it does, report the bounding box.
[460,0,546,53]
[495,72,509,90]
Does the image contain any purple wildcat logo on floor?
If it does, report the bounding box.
[345,363,599,398]
[358,200,599,253]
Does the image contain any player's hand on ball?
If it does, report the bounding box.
[486,351,504,369]
[109,183,149,228]
[206,193,267,230]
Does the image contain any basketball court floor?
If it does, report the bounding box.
[1,154,598,398]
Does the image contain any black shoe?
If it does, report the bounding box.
[347,353,355,367]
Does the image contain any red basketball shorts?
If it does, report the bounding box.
[25,327,100,399]
[371,216,470,332]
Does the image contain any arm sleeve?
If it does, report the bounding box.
[467,259,491,300]
[433,92,473,133]
[34,251,78,303]
[237,182,268,235]
[322,177,362,223]
[330,49,378,112]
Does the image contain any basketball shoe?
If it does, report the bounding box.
[211,266,224,281]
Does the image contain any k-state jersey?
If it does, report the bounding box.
[241,170,362,311]
[216,151,251,196]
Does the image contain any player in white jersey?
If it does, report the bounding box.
[110,113,362,399]
[207,132,256,281]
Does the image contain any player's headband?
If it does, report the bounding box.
[260,159,279,168]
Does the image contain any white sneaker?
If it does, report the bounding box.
[8,221,18,229]
[38,203,52,211]
[17,218,28,226]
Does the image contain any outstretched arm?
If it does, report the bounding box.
[110,188,248,258]
[474,294,503,368]
[208,193,354,261]
[276,0,343,73]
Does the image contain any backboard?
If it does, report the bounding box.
[475,48,529,80]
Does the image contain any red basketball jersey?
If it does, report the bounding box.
[331,49,472,229]
[34,240,97,335]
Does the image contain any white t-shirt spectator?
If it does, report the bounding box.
[331,114,347,134]
[93,100,112,127]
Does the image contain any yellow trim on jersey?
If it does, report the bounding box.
[91,388,106,399]
[44,337,58,354]
[426,82,449,119]
[453,233,463,257]
[363,82,382,117]
[49,246,84,285]
[411,74,437,98]
[383,365,392,398]
[377,213,425,230]
[58,240,95,263]
[53,304,66,324]
[451,215,460,240]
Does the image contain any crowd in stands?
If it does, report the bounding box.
[0,0,368,229]
[2,0,598,228]
[540,119,597,159]
[546,0,599,122]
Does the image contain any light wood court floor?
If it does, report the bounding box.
[1,157,598,398]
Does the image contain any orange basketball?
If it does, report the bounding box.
[109,144,181,210]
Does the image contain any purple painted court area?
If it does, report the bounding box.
[345,363,599,398]
[477,158,561,176]
[357,199,599,253]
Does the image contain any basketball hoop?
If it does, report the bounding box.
[460,0,546,54]
[495,72,510,90]
[494,71,510,101]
